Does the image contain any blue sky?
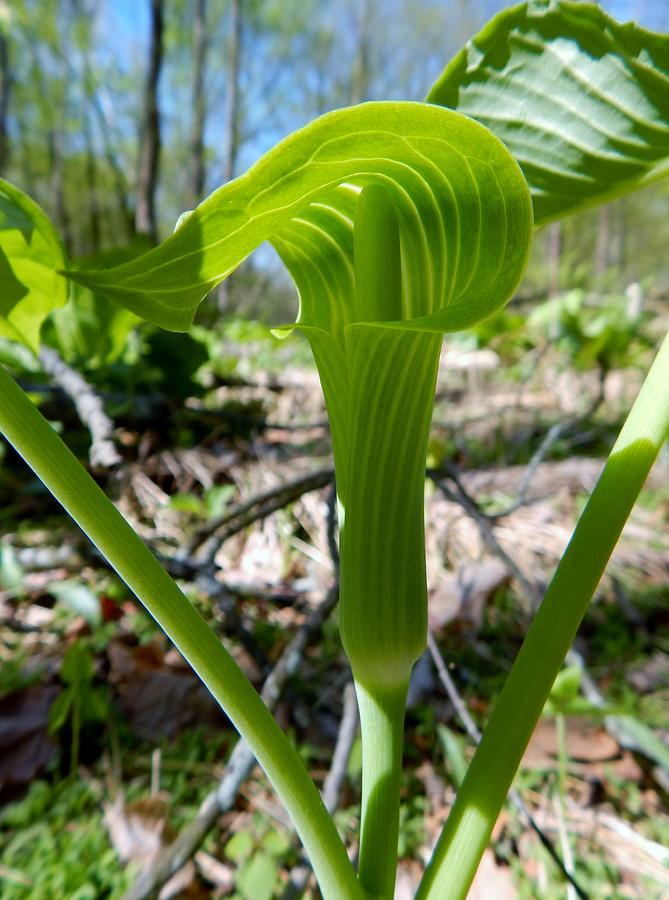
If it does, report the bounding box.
[96,0,669,228]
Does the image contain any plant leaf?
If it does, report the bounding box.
[427,0,669,225]
[44,241,148,367]
[0,179,68,352]
[67,101,532,336]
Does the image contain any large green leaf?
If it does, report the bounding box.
[0,180,68,352]
[67,101,532,336]
[427,0,669,225]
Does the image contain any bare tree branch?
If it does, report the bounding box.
[186,466,334,563]
[38,347,121,469]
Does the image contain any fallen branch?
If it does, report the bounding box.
[427,466,539,609]
[38,346,121,469]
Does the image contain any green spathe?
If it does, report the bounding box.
[66,102,534,692]
[67,102,533,336]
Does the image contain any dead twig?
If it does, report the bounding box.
[185,466,334,563]
[427,466,539,609]
[427,630,590,900]
[281,680,359,899]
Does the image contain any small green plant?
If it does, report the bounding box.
[48,641,108,776]
[1,3,669,898]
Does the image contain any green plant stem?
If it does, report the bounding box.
[0,365,365,900]
[355,678,409,899]
[556,713,568,800]
[71,696,80,778]
[416,331,669,900]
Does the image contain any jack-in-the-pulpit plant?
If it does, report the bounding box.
[1,2,669,898]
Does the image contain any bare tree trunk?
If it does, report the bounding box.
[218,0,242,311]
[222,0,241,187]
[48,125,73,254]
[83,111,101,253]
[0,31,10,176]
[190,0,207,206]
[594,203,610,290]
[547,221,561,297]
[350,0,372,104]
[609,199,625,285]
[14,114,35,192]
[93,92,136,240]
[136,0,164,242]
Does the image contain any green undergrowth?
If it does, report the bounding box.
[0,778,133,899]
[0,566,667,896]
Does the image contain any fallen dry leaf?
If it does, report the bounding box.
[107,637,226,741]
[0,684,60,788]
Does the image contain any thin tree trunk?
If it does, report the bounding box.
[594,203,610,290]
[136,0,164,242]
[547,221,561,297]
[14,114,35,192]
[93,92,135,240]
[610,199,625,284]
[0,31,10,176]
[218,0,242,311]
[49,125,73,254]
[76,0,102,253]
[350,0,371,104]
[222,0,241,186]
[83,111,101,253]
[190,0,207,206]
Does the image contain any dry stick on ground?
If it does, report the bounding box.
[426,631,590,900]
[281,680,359,900]
[185,466,335,563]
[447,371,607,524]
[425,387,609,609]
[123,585,340,900]
[431,413,669,785]
[427,466,539,609]
[38,347,121,469]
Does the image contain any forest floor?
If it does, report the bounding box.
[1,327,668,899]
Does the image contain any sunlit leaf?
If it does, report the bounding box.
[427,0,669,225]
[0,180,68,352]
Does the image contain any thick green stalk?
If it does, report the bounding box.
[324,183,442,898]
[416,331,669,900]
[356,679,409,899]
[0,365,365,900]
